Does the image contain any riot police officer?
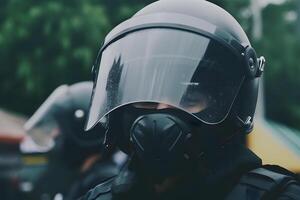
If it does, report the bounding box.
[19,82,125,200]
[82,0,300,199]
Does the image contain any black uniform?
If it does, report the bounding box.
[82,0,300,199]
[80,144,300,200]
[66,158,120,200]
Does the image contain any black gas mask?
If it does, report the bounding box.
[105,105,207,180]
[132,113,190,177]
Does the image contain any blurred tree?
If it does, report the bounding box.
[102,0,155,26]
[2,0,300,131]
[258,0,300,129]
[213,0,300,130]
[211,0,252,32]
[0,0,110,113]
[0,0,251,115]
[0,0,160,115]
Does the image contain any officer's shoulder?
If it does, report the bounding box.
[263,165,300,199]
[247,165,300,198]
[78,177,114,200]
[82,161,119,189]
[227,165,300,199]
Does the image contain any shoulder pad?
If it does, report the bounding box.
[278,181,300,199]
[225,166,298,200]
[240,167,293,190]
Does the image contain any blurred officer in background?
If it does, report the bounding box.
[17,82,126,200]
[81,0,300,199]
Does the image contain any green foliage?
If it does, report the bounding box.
[0,0,110,113]
[259,0,300,129]
[210,0,251,31]
[1,0,300,131]
[0,0,158,114]
[0,0,252,115]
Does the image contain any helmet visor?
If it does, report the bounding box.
[86,28,245,129]
[23,87,67,152]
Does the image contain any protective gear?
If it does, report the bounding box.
[130,113,191,178]
[86,0,266,135]
[18,82,123,200]
[81,165,300,200]
[82,1,300,199]
[226,165,300,199]
[22,81,105,164]
[65,152,126,200]
[85,0,266,179]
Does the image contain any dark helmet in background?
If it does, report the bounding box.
[85,0,266,177]
[21,82,105,165]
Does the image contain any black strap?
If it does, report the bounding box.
[225,166,298,200]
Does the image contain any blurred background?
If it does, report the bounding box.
[1,0,300,129]
[0,0,300,198]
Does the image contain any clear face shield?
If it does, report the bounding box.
[86,28,245,130]
[21,86,68,153]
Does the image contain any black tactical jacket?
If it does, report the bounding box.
[66,159,120,200]
[79,144,300,200]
